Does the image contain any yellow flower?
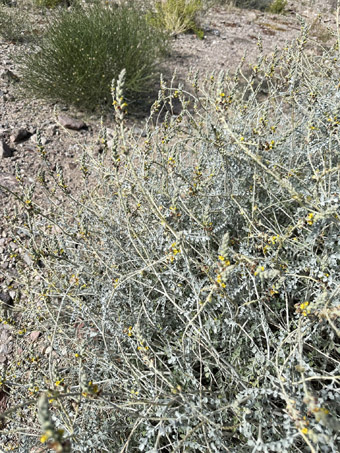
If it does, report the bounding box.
[40,433,49,443]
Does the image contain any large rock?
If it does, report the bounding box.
[58,114,87,131]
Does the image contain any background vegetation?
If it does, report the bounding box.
[0,4,34,43]
[147,0,204,36]
[18,1,168,111]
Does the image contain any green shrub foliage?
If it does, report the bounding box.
[267,0,287,14]
[2,25,340,452]
[147,0,204,36]
[0,5,33,42]
[18,1,168,111]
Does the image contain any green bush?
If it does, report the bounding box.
[147,0,204,36]
[0,5,32,42]
[267,0,287,13]
[2,26,340,452]
[18,2,168,111]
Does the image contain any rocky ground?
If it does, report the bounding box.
[0,0,338,439]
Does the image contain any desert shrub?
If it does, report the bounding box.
[18,1,168,111]
[0,5,33,42]
[147,0,204,36]
[267,0,286,13]
[1,24,340,452]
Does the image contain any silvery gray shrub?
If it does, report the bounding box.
[1,23,340,452]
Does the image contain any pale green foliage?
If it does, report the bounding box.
[147,0,203,35]
[0,4,32,42]
[1,24,340,452]
[267,0,287,14]
[19,1,168,111]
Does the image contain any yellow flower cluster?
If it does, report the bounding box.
[216,274,226,288]
[307,212,314,225]
[254,266,265,276]
[299,301,311,317]
[82,381,99,397]
[169,242,181,262]
[218,255,230,266]
[137,340,149,352]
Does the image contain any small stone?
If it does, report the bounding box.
[0,140,13,158]
[30,331,41,342]
[23,253,33,266]
[44,345,52,355]
[30,134,48,145]
[46,124,58,135]
[10,128,31,143]
[58,114,87,131]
